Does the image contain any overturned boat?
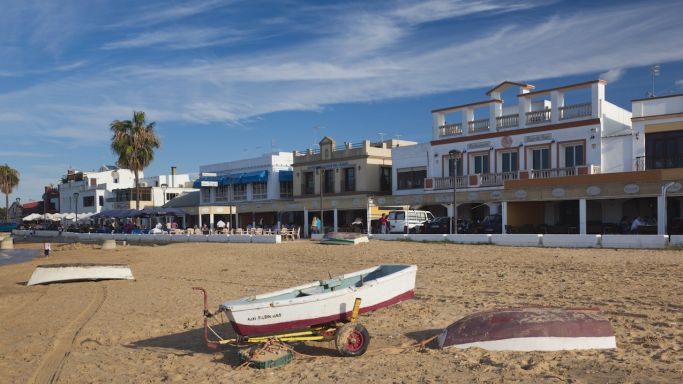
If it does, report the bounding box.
[27,263,135,286]
[437,307,616,351]
[218,264,416,336]
[320,232,369,245]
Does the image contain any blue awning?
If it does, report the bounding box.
[195,171,269,186]
[237,170,268,184]
[278,170,293,182]
[192,175,222,188]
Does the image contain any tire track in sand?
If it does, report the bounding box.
[29,285,107,384]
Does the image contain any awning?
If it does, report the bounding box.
[237,170,268,184]
[278,170,293,182]
[195,171,268,186]
[192,175,222,188]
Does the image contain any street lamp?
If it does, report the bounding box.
[449,149,462,234]
[15,197,20,224]
[73,192,79,224]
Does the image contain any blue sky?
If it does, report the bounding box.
[2,0,683,202]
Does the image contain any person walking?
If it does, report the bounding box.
[311,216,319,234]
[379,213,388,234]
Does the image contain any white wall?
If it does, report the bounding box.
[632,95,683,118]
[391,142,431,195]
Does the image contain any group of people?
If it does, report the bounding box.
[310,216,322,234]
[624,215,657,234]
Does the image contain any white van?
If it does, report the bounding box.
[387,210,434,233]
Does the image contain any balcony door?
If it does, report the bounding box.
[472,153,489,174]
[646,131,683,169]
[447,157,463,177]
[562,143,585,167]
[530,148,550,170]
[500,151,518,173]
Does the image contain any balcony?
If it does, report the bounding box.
[526,109,551,125]
[639,155,683,170]
[468,119,490,133]
[496,114,518,130]
[529,165,600,179]
[559,102,592,120]
[438,123,463,137]
[480,172,518,186]
[425,176,466,190]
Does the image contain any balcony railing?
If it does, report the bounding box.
[480,172,518,186]
[643,155,683,169]
[496,114,519,130]
[468,119,490,133]
[635,156,646,171]
[559,102,592,120]
[438,123,463,137]
[427,176,467,190]
[530,167,578,179]
[526,109,551,125]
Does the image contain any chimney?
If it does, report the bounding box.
[171,166,177,187]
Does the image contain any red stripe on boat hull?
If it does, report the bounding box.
[230,289,415,336]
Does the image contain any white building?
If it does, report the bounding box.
[194,152,294,229]
[58,165,136,214]
[386,79,683,235]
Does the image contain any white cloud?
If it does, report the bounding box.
[599,68,625,83]
[101,27,244,50]
[676,79,683,89]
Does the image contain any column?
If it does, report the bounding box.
[366,205,372,235]
[198,212,202,227]
[550,90,564,124]
[501,201,508,234]
[333,208,338,232]
[209,213,214,231]
[657,195,666,235]
[304,208,309,238]
[579,198,587,235]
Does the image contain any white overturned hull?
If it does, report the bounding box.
[27,263,134,286]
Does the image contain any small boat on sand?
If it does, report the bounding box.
[320,232,369,245]
[437,307,616,351]
[27,263,135,286]
[219,264,416,336]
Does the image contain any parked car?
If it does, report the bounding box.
[473,214,502,234]
[387,210,434,233]
[424,216,450,233]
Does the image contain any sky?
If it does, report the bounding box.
[2,0,683,203]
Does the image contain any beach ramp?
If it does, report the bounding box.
[27,263,134,286]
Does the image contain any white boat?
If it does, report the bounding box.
[27,263,135,286]
[219,264,417,336]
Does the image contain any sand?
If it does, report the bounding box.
[0,240,681,383]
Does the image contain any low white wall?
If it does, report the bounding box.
[228,235,252,243]
[490,234,543,247]
[543,234,600,248]
[670,235,683,247]
[207,234,229,243]
[252,235,282,244]
[407,234,447,242]
[187,234,208,242]
[601,235,669,249]
[370,234,408,241]
[446,234,492,244]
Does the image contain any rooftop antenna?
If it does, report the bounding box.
[650,64,660,98]
[377,132,386,142]
[395,134,402,140]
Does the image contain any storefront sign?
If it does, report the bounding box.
[467,141,491,150]
[524,133,552,143]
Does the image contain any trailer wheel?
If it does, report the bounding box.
[335,323,370,357]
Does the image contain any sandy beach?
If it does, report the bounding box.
[0,239,681,383]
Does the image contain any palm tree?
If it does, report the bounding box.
[0,164,20,222]
[110,111,160,210]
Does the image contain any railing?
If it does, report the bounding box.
[634,156,646,171]
[480,172,518,186]
[590,165,601,174]
[530,167,577,179]
[438,123,463,137]
[526,109,551,125]
[559,102,592,120]
[428,176,467,190]
[644,155,683,169]
[496,114,518,130]
[468,119,490,133]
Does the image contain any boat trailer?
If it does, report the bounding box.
[193,287,371,357]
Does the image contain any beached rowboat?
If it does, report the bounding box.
[222,264,416,335]
[195,264,417,357]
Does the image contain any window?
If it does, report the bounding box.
[397,167,426,190]
[531,148,550,170]
[166,193,178,201]
[501,152,518,173]
[447,157,463,177]
[343,167,356,192]
[98,196,104,207]
[646,131,683,169]
[563,143,584,167]
[83,196,94,207]
[280,181,293,198]
[380,167,391,192]
[253,182,267,200]
[473,154,490,174]
[215,186,229,201]
[303,172,314,194]
[233,184,246,201]
[201,188,211,203]
[323,170,334,194]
